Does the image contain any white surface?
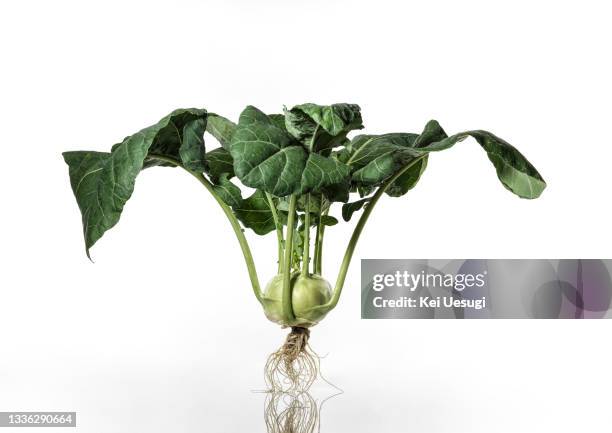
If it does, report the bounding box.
[1,1,611,432]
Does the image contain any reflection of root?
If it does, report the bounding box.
[265,327,317,393]
[264,391,318,433]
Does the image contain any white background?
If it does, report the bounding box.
[1,1,611,432]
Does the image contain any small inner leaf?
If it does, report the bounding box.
[233,190,277,235]
[206,113,236,151]
[342,198,370,222]
[212,173,243,208]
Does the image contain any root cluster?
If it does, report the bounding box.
[264,327,317,393]
[263,327,342,433]
[264,327,320,433]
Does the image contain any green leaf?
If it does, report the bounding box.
[204,147,234,181]
[347,119,546,199]
[345,121,439,190]
[283,108,317,144]
[269,114,288,131]
[416,127,546,199]
[413,119,448,148]
[322,179,350,203]
[279,194,329,215]
[63,108,207,256]
[343,122,442,188]
[356,185,374,197]
[230,106,303,196]
[319,215,338,226]
[300,193,325,214]
[230,106,350,196]
[350,134,423,186]
[386,155,429,197]
[212,173,242,208]
[180,117,207,171]
[346,133,419,168]
[144,109,208,168]
[300,153,350,194]
[287,103,363,137]
[293,223,305,265]
[206,113,235,151]
[342,198,370,222]
[233,190,276,235]
[351,152,398,185]
[296,211,337,228]
[284,103,363,152]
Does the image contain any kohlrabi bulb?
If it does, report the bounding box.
[262,273,332,327]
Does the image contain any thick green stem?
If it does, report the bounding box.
[265,192,284,273]
[302,194,311,276]
[313,207,328,275]
[328,155,427,309]
[148,154,262,303]
[282,194,298,323]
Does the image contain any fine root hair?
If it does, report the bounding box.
[264,390,319,433]
[264,327,317,393]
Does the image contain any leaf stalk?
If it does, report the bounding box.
[328,155,428,309]
[313,207,328,275]
[148,154,263,304]
[282,194,298,323]
[302,194,311,276]
[265,192,285,273]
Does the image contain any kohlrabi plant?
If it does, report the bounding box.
[63,103,546,391]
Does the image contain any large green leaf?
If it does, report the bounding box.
[344,133,419,168]
[415,128,547,199]
[300,153,350,193]
[349,133,423,186]
[379,122,441,197]
[63,108,207,256]
[284,103,363,152]
[233,190,276,235]
[230,106,302,196]
[269,114,288,131]
[345,120,546,199]
[341,122,441,190]
[230,106,350,196]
